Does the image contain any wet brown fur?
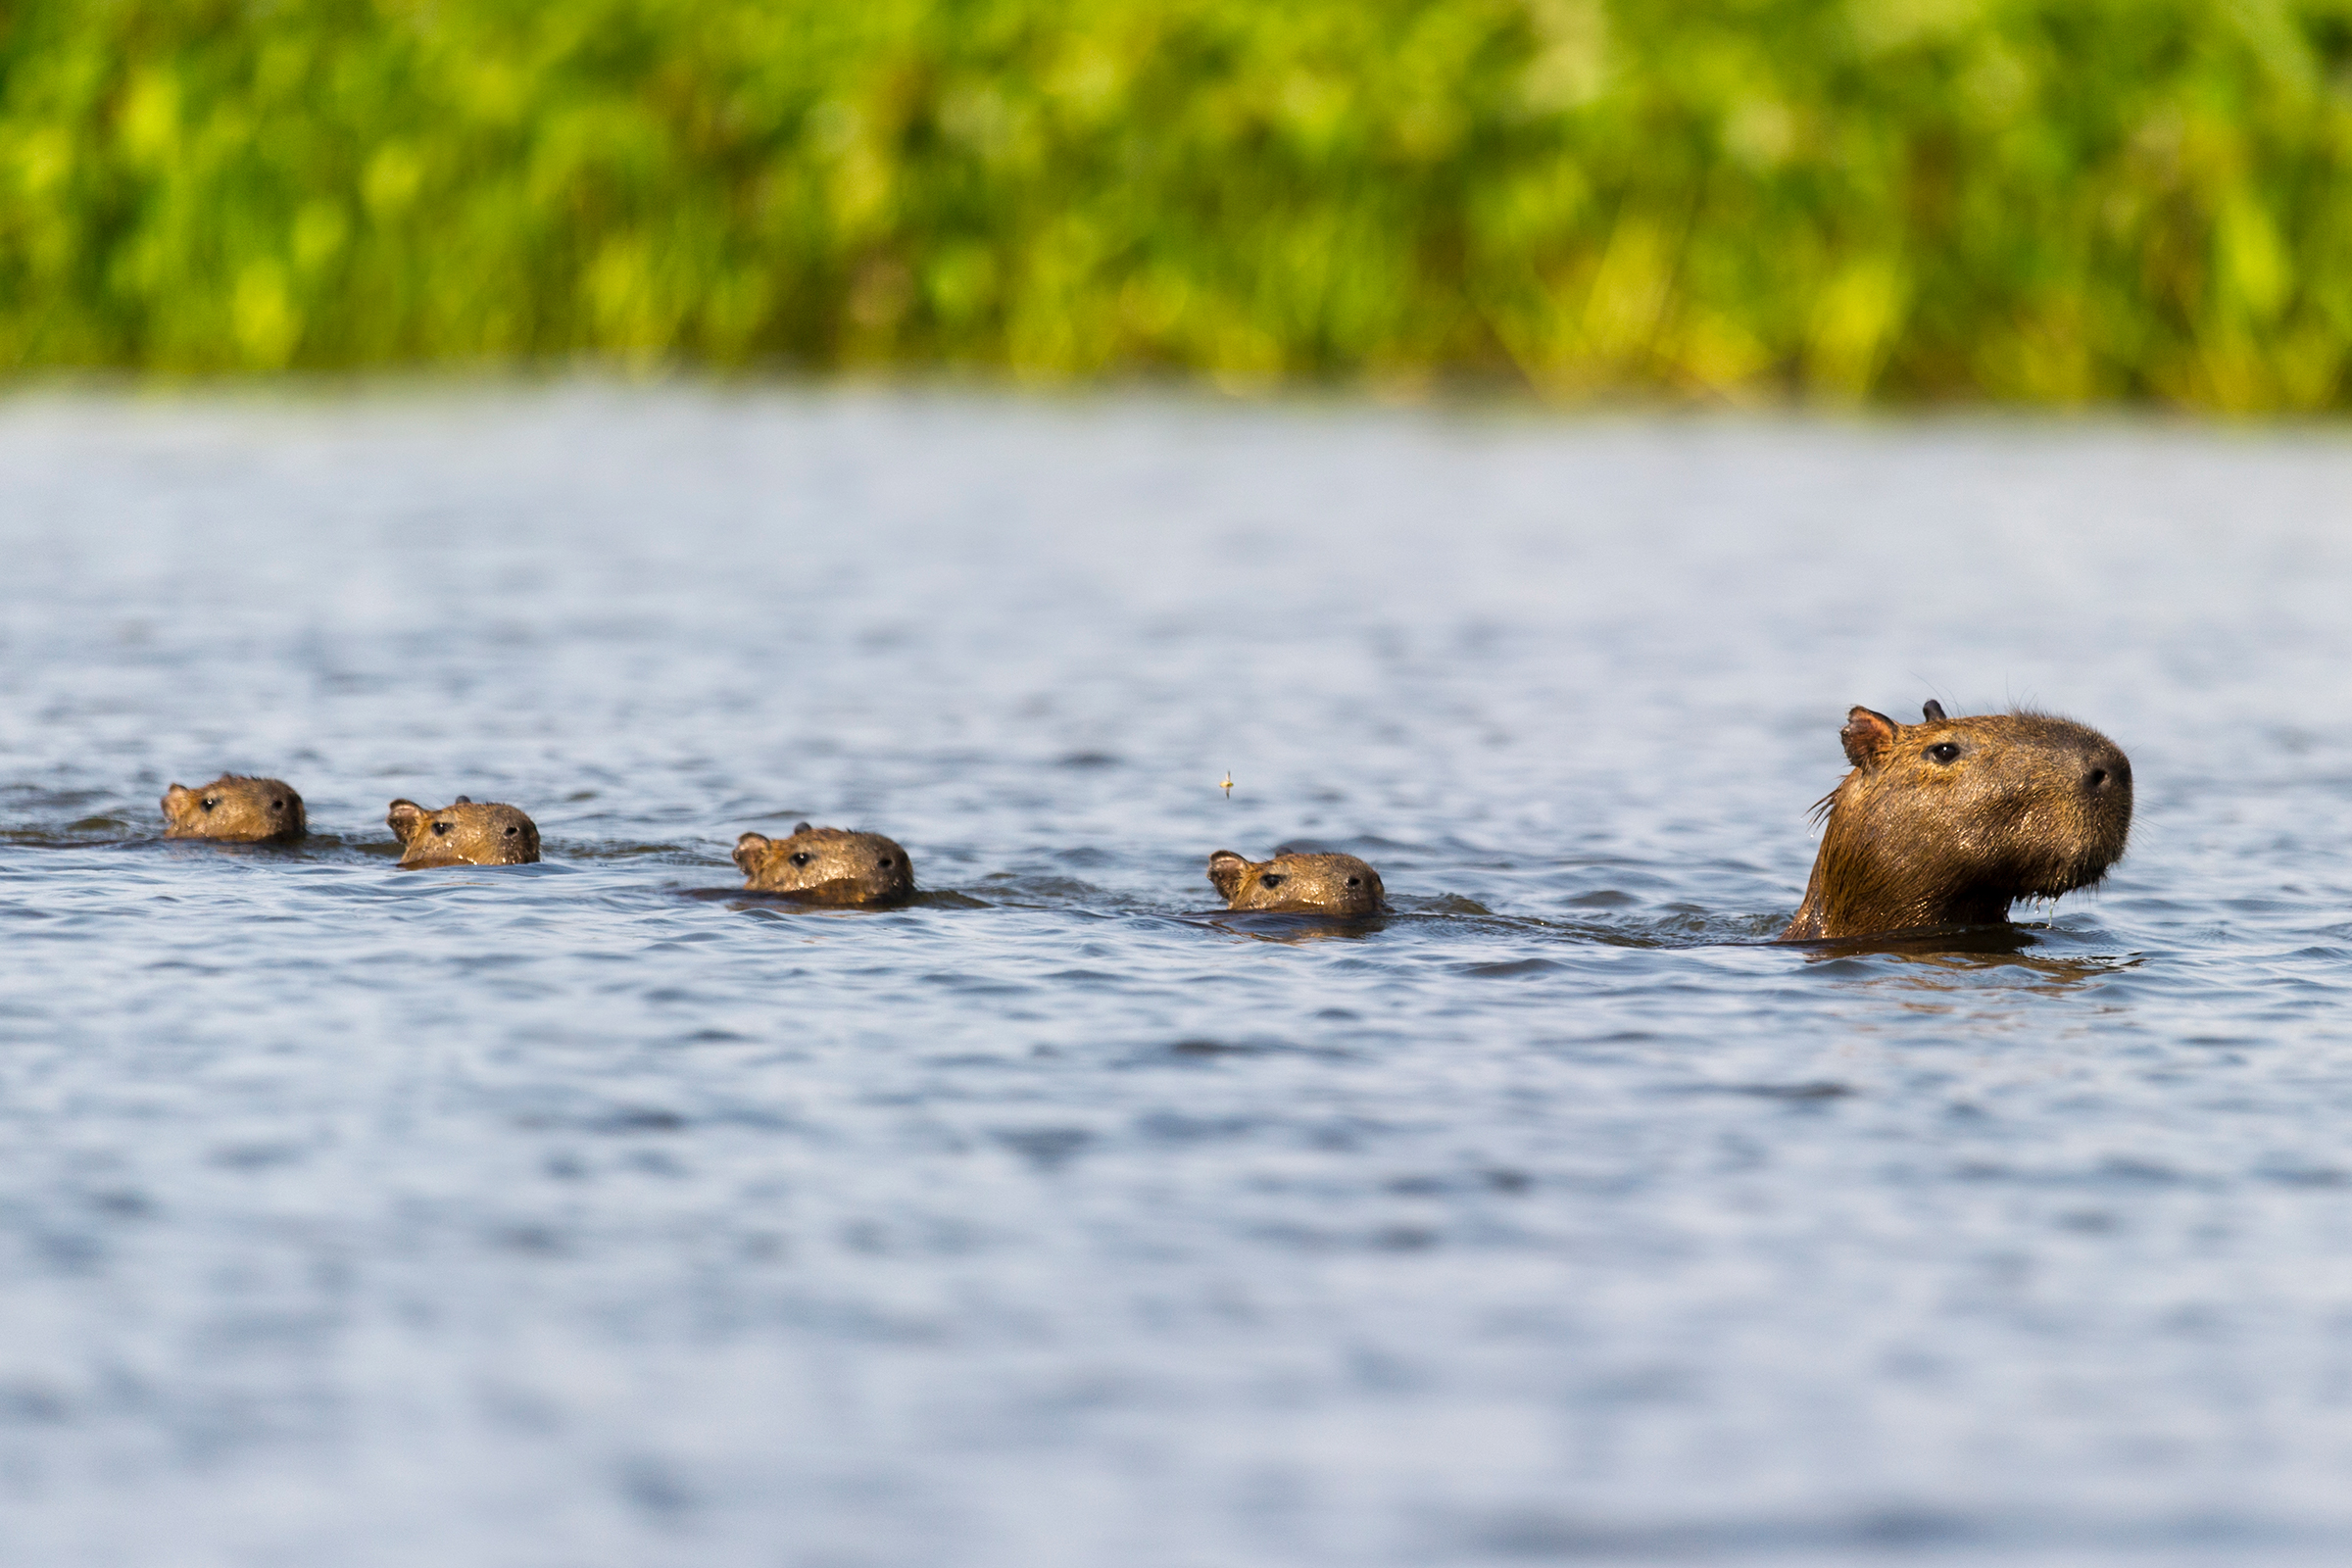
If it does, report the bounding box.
[734,823,913,906]
[1783,702,2132,940]
[162,775,306,842]
[1208,850,1386,916]
[387,797,541,868]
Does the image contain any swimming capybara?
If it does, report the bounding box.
[733,823,913,906]
[162,775,306,842]
[1782,700,2132,941]
[386,797,541,868]
[1208,849,1386,916]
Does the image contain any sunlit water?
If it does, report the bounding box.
[3,386,2351,1566]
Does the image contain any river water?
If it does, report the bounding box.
[2,386,2350,1566]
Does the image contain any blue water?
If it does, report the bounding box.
[3,387,2351,1565]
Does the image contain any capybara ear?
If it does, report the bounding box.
[792,821,811,835]
[733,832,771,874]
[386,799,427,845]
[1207,850,1250,901]
[162,783,193,821]
[1921,699,1947,723]
[454,796,473,806]
[1840,707,1899,770]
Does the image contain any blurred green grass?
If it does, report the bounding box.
[7,0,2352,407]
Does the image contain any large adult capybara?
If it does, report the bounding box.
[1782,700,2132,941]
[162,775,306,842]
[733,823,914,906]
[1208,849,1386,916]
[387,797,541,868]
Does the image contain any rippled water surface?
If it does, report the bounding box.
[5,387,2352,1566]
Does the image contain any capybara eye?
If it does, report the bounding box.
[201,797,219,811]
[432,821,451,836]
[790,852,812,867]
[1927,743,1961,764]
[1260,873,1285,888]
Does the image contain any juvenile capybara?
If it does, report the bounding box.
[386,797,541,868]
[733,823,913,906]
[162,775,306,842]
[1782,700,2132,941]
[1208,849,1386,916]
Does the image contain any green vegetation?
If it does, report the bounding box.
[6,0,2352,406]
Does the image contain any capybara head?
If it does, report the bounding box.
[386,797,541,868]
[733,822,914,906]
[1783,700,2132,941]
[162,775,306,842]
[1207,849,1386,916]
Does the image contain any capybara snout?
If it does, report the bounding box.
[734,822,914,906]
[1783,700,2132,940]
[387,797,541,868]
[1208,849,1386,916]
[163,775,306,842]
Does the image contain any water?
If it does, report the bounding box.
[2,386,2351,1567]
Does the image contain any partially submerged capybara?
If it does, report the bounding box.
[387,797,541,868]
[1208,849,1386,916]
[1782,700,2132,941]
[162,775,306,842]
[733,823,913,905]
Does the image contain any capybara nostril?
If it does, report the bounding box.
[2085,766,2109,790]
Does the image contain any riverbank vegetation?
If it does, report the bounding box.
[5,0,2351,407]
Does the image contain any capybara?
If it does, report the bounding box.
[162,775,306,842]
[1208,849,1386,916]
[387,797,541,868]
[733,823,913,906]
[1782,700,2132,941]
